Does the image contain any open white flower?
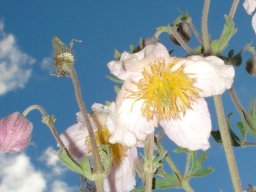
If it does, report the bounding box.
[243,0,256,33]
[107,43,235,151]
[60,103,137,192]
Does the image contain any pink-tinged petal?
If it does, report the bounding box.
[107,43,171,80]
[244,0,256,15]
[252,13,256,33]
[0,112,33,152]
[104,147,137,192]
[160,98,211,151]
[60,123,89,161]
[183,55,234,97]
[107,82,156,147]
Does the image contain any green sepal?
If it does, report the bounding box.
[106,75,124,84]
[58,148,84,175]
[80,155,93,179]
[114,49,121,60]
[99,144,112,176]
[190,167,214,177]
[211,15,237,55]
[114,85,120,95]
[173,147,189,154]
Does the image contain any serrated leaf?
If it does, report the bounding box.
[190,152,206,174]
[190,167,214,177]
[211,15,237,55]
[237,121,247,140]
[59,148,83,175]
[114,49,121,60]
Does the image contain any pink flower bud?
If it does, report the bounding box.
[0,112,33,152]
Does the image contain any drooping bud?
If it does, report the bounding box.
[169,20,191,46]
[246,56,256,76]
[0,112,33,152]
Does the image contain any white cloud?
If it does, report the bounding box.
[0,148,77,192]
[40,56,54,73]
[39,147,66,176]
[0,153,46,192]
[0,20,35,95]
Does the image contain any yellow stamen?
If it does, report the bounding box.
[86,127,127,165]
[129,59,200,120]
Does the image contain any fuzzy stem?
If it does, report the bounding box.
[64,66,104,191]
[189,20,202,44]
[229,87,254,130]
[23,104,65,148]
[201,0,211,55]
[213,95,243,192]
[229,0,240,19]
[144,133,155,192]
[184,151,192,177]
[165,155,183,181]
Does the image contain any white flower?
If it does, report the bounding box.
[60,103,137,192]
[243,0,256,32]
[107,43,235,151]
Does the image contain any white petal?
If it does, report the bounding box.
[252,13,256,33]
[104,147,137,192]
[107,43,171,80]
[243,0,256,15]
[183,55,235,97]
[107,81,156,147]
[60,123,89,161]
[160,98,211,151]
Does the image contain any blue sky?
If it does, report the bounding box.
[0,0,255,191]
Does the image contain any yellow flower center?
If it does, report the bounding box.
[129,59,200,120]
[86,127,127,165]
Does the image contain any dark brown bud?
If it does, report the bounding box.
[169,22,191,46]
[246,56,256,76]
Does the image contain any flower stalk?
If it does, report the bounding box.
[201,0,211,55]
[63,65,104,191]
[213,95,242,192]
[229,0,240,19]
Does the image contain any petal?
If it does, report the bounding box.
[60,123,89,161]
[243,0,256,15]
[107,43,171,80]
[252,13,256,33]
[183,55,235,97]
[160,98,211,151]
[107,82,156,147]
[104,147,137,192]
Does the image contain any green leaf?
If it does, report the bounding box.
[132,175,180,192]
[211,15,237,55]
[114,49,121,60]
[237,121,247,140]
[228,49,234,57]
[190,167,214,177]
[59,148,84,175]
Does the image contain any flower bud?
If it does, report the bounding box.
[169,21,191,46]
[246,56,256,76]
[0,112,33,152]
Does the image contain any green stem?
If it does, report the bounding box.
[229,87,254,130]
[229,0,240,19]
[201,0,211,55]
[165,155,183,181]
[184,151,192,177]
[213,95,242,192]
[182,180,195,192]
[64,66,104,192]
[23,104,65,148]
[144,133,155,192]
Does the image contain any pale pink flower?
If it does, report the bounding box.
[0,112,33,152]
[243,0,256,32]
[107,43,235,151]
[60,103,137,192]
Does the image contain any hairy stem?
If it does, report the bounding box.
[144,133,155,192]
[229,0,240,19]
[213,95,242,192]
[65,66,104,191]
[201,0,211,54]
[189,20,202,44]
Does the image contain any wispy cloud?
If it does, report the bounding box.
[0,20,35,95]
[40,56,54,73]
[0,147,77,192]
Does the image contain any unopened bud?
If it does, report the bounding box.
[169,21,191,46]
[246,56,256,76]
